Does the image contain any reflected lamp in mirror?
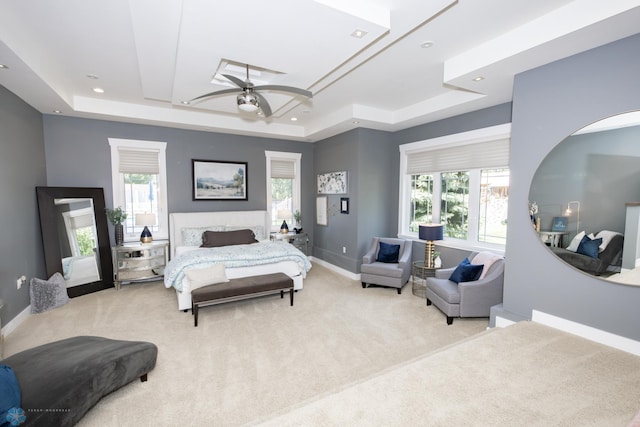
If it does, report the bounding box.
[565,201,580,234]
[419,224,444,268]
[135,213,156,243]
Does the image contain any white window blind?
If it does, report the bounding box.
[71,213,94,229]
[407,139,509,174]
[271,159,296,179]
[118,148,160,174]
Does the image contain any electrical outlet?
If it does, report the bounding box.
[342,246,346,254]
[16,275,26,290]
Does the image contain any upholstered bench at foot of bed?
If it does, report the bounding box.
[2,336,158,427]
[191,272,294,327]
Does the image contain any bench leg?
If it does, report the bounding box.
[194,304,198,327]
[140,373,148,382]
[280,290,284,298]
[290,288,294,306]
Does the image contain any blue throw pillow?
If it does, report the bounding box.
[0,364,21,425]
[449,258,484,284]
[577,235,602,259]
[376,241,400,263]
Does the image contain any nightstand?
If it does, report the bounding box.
[112,241,169,290]
[270,231,309,255]
[411,261,439,298]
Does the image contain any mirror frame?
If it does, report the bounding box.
[36,186,113,297]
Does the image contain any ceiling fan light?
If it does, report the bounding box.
[237,93,259,112]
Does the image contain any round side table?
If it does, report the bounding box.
[412,261,438,298]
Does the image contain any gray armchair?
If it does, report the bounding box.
[361,237,413,294]
[426,252,504,324]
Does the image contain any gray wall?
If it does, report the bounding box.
[312,128,396,272]
[0,85,47,326]
[504,33,640,339]
[42,115,315,244]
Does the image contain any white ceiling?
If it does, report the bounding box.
[1,0,639,142]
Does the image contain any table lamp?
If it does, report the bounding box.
[135,213,156,243]
[419,224,444,268]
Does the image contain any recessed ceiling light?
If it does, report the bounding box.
[421,41,434,49]
[86,74,99,79]
[472,76,485,82]
[181,101,190,105]
[93,87,104,93]
[53,110,62,114]
[351,29,367,38]
[352,121,360,124]
[0,64,8,69]
[290,117,298,121]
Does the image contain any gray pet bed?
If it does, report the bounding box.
[2,336,157,426]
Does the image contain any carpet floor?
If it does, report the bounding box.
[5,262,488,426]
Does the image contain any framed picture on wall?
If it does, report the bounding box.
[317,171,348,194]
[316,196,328,226]
[340,197,349,214]
[192,159,248,200]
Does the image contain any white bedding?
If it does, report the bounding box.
[167,211,310,311]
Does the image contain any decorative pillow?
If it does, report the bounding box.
[29,272,69,314]
[0,364,21,425]
[201,229,258,248]
[181,226,225,247]
[376,241,400,263]
[566,231,586,252]
[470,252,502,279]
[577,235,603,259]
[449,258,484,284]
[595,230,622,252]
[185,264,229,290]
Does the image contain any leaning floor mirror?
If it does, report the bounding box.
[36,186,114,297]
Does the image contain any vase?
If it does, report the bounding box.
[434,256,442,269]
[115,224,124,246]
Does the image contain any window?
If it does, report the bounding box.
[399,124,511,249]
[109,139,168,242]
[266,151,301,232]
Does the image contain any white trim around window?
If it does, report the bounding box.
[398,123,511,253]
[265,150,302,232]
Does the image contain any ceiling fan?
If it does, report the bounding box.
[190,64,312,118]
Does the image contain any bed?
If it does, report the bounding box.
[165,211,311,311]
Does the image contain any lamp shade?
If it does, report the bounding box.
[418,224,444,241]
[135,213,156,226]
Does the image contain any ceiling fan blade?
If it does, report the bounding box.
[222,73,249,89]
[253,85,312,99]
[254,92,272,117]
[190,88,241,102]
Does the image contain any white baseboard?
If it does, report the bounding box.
[494,316,516,328]
[309,257,360,281]
[2,305,30,339]
[532,310,640,356]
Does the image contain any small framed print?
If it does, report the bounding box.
[316,196,328,226]
[340,197,349,214]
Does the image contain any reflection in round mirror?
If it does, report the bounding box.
[529,111,640,286]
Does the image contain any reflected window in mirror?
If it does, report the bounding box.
[36,187,113,297]
[529,111,640,286]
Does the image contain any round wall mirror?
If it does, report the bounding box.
[529,111,640,286]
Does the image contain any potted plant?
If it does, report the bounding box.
[105,207,128,246]
[293,210,302,233]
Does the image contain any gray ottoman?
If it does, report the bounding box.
[2,336,157,426]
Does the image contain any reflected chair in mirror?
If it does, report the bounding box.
[426,252,505,324]
[361,237,413,295]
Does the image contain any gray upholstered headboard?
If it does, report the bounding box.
[168,210,270,258]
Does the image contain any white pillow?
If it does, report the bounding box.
[470,251,502,279]
[181,226,225,246]
[184,264,229,290]
[595,230,622,252]
[566,231,585,252]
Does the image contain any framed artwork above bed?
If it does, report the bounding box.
[192,159,248,201]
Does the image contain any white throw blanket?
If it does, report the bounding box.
[164,241,311,292]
